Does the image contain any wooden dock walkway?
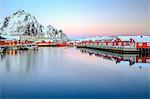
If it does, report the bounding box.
[77,45,140,54]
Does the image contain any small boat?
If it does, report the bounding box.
[26,45,38,50]
[20,44,38,50]
[20,45,28,50]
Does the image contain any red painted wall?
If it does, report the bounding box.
[136,42,150,48]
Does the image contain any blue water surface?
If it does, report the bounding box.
[0,47,149,99]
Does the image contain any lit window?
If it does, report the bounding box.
[138,43,143,46]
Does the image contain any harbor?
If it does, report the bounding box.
[1,36,149,99]
[0,34,150,53]
[0,1,150,98]
[1,35,150,54]
[0,35,72,53]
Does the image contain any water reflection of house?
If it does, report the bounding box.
[136,55,150,63]
[1,50,38,76]
[79,48,150,66]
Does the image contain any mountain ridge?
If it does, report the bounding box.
[0,10,68,41]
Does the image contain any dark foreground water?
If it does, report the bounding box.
[0,47,150,99]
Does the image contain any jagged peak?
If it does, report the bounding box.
[10,10,35,19]
[12,10,27,15]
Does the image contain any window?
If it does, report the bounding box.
[147,43,150,46]
[138,43,143,46]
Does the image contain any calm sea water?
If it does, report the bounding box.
[0,47,150,99]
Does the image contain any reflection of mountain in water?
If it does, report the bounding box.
[79,48,150,67]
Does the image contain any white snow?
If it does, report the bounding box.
[78,35,150,43]
[0,10,68,42]
[1,34,20,40]
[79,36,113,42]
[117,35,150,42]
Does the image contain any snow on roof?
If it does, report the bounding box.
[117,35,150,42]
[133,36,150,42]
[90,36,102,41]
[1,35,20,40]
[78,35,150,42]
[101,36,113,40]
[35,39,53,42]
[79,36,113,42]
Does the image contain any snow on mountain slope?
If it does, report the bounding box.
[45,25,68,41]
[0,21,2,34]
[0,10,68,41]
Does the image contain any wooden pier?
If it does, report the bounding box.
[77,44,149,54]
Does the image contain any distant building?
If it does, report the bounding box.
[20,35,37,41]
[77,35,150,50]
[116,36,150,49]
[0,34,37,41]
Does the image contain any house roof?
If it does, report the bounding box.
[117,36,150,42]
[79,36,113,42]
[1,35,21,40]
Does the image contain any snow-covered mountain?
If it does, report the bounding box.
[0,10,68,41]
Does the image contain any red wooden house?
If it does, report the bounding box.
[111,37,135,47]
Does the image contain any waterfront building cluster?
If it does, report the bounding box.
[76,36,150,54]
[1,34,150,54]
[0,34,71,52]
